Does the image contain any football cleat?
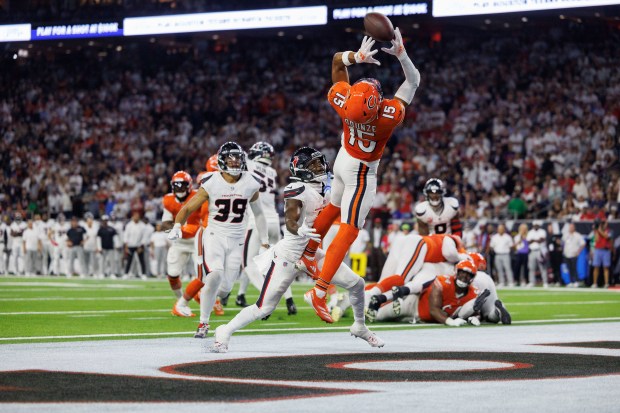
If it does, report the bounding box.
[211,326,230,353]
[220,293,230,306]
[365,307,377,323]
[331,306,343,323]
[172,300,195,317]
[286,297,297,315]
[295,255,320,280]
[304,289,333,323]
[350,322,385,348]
[194,322,209,339]
[368,295,382,312]
[391,285,408,300]
[495,300,512,325]
[235,294,248,307]
[213,297,225,316]
[392,298,402,316]
[473,289,491,313]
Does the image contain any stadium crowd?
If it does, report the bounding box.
[0,21,618,285]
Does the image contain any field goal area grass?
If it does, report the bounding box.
[1,276,620,344]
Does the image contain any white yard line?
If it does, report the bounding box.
[2,317,620,342]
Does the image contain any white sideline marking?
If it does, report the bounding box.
[2,317,620,341]
[2,299,619,316]
[0,296,174,301]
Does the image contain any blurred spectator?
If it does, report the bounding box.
[150,223,169,278]
[591,218,613,288]
[547,224,564,286]
[513,223,530,286]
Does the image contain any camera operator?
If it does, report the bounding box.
[591,218,613,288]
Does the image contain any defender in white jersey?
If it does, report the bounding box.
[168,141,269,339]
[210,147,384,353]
[415,178,462,238]
[237,142,298,314]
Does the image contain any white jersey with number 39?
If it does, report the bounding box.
[201,172,261,239]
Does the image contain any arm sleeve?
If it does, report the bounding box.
[450,218,463,238]
[394,53,420,105]
[250,200,269,245]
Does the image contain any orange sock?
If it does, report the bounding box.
[183,278,204,301]
[167,275,182,292]
[315,223,359,292]
[365,282,378,291]
[304,203,340,258]
[376,275,404,293]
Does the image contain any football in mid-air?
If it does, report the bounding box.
[363,12,395,42]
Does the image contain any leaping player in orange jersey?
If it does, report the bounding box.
[300,28,421,323]
[172,156,219,317]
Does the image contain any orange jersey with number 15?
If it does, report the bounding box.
[328,81,405,162]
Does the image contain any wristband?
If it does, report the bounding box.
[341,51,354,66]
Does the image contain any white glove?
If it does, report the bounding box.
[354,36,380,66]
[167,223,182,241]
[445,317,467,327]
[381,27,406,60]
[468,316,481,326]
[297,218,322,242]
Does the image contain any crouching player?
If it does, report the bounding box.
[368,260,488,326]
[211,147,384,352]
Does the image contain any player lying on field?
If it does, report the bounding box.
[367,260,488,326]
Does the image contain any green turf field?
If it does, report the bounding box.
[1,277,619,345]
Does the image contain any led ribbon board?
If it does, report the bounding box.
[123,6,328,36]
[433,0,620,17]
[332,2,429,19]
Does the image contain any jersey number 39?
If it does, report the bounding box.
[213,199,247,223]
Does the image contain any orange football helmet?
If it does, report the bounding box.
[206,154,218,172]
[468,252,487,271]
[344,78,383,125]
[171,171,192,198]
[455,259,477,288]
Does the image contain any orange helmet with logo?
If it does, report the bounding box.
[468,252,487,271]
[171,171,192,198]
[344,78,383,125]
[206,154,219,172]
[455,259,477,288]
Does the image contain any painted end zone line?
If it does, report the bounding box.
[2,317,620,342]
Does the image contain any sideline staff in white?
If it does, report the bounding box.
[211,147,384,353]
[526,220,548,287]
[123,213,146,278]
[489,224,515,287]
[22,220,42,276]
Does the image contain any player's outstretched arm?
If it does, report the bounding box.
[332,36,380,84]
[250,191,269,248]
[169,187,208,240]
[382,27,420,106]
